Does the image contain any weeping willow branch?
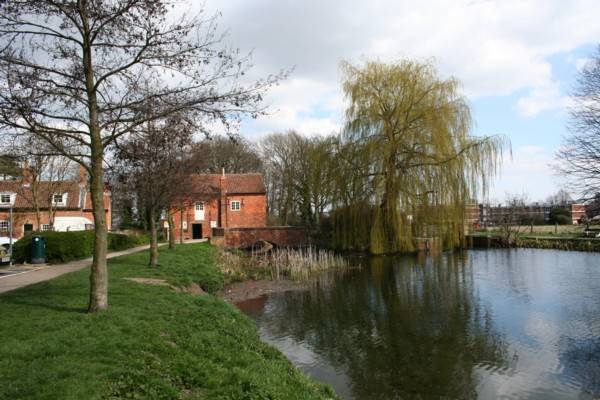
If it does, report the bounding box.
[331,59,507,254]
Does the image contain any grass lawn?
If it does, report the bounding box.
[0,243,335,400]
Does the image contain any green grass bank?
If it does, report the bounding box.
[0,243,335,400]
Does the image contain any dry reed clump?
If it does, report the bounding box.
[217,246,349,282]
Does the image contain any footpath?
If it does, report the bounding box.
[0,240,205,295]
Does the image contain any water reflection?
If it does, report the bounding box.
[238,249,600,399]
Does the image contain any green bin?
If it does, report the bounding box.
[31,235,46,264]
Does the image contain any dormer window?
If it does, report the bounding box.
[52,193,67,206]
[0,192,15,206]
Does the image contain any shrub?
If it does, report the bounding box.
[13,231,149,264]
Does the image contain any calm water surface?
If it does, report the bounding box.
[237,249,600,399]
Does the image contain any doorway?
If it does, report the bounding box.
[23,224,33,236]
[192,223,202,239]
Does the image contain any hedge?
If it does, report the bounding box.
[12,231,150,264]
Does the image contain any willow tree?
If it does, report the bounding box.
[341,60,504,254]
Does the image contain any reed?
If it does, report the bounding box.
[259,247,349,281]
[218,246,349,282]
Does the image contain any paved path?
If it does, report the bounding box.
[0,239,206,295]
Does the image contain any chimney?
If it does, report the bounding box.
[78,165,88,186]
[21,161,34,187]
[219,169,227,228]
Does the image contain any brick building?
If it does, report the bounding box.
[0,167,111,239]
[474,202,587,226]
[168,172,267,241]
[570,203,587,224]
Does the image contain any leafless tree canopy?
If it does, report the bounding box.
[557,45,600,199]
[0,0,282,162]
[0,0,283,312]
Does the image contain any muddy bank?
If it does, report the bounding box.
[220,279,308,303]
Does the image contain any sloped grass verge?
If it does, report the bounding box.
[0,243,335,400]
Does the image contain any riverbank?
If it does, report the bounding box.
[469,233,600,252]
[0,243,335,399]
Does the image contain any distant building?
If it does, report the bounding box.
[168,172,267,241]
[0,166,111,239]
[570,204,586,224]
[471,202,587,227]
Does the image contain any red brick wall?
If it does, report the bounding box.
[169,198,220,241]
[215,227,307,248]
[169,193,268,242]
[571,204,586,224]
[0,209,102,239]
[225,194,267,228]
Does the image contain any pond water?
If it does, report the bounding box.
[236,249,600,399]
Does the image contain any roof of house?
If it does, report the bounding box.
[187,173,266,195]
[0,180,105,210]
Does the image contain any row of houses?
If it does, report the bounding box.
[466,202,587,227]
[0,165,278,246]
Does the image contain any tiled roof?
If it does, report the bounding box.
[187,173,266,195]
[0,180,86,209]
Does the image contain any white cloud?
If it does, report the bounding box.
[189,0,600,137]
[516,81,573,117]
[488,145,559,200]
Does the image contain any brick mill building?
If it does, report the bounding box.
[168,172,306,248]
[169,172,267,241]
[0,167,111,239]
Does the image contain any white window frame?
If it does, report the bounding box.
[194,201,205,220]
[230,200,241,211]
[0,192,15,206]
[52,193,68,207]
[42,224,51,231]
[0,220,8,232]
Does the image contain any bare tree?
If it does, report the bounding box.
[495,193,529,247]
[0,1,282,311]
[546,189,573,206]
[189,136,263,174]
[115,111,195,267]
[13,137,75,231]
[557,46,600,200]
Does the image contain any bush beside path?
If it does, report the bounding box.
[0,243,335,400]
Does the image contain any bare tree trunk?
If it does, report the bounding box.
[168,212,175,250]
[149,207,158,267]
[179,207,184,244]
[83,8,108,312]
[88,155,108,312]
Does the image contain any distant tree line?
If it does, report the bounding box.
[217,60,506,254]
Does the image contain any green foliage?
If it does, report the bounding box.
[515,237,600,252]
[519,215,547,226]
[0,154,20,178]
[12,231,149,263]
[549,207,571,225]
[0,243,334,399]
[327,59,505,253]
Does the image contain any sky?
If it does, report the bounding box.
[193,0,600,202]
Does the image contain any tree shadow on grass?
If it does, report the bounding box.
[1,286,88,314]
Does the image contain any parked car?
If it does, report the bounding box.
[0,237,15,264]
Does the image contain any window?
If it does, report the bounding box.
[0,194,10,204]
[231,200,241,211]
[42,224,51,231]
[53,193,67,206]
[0,221,8,231]
[195,202,204,210]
